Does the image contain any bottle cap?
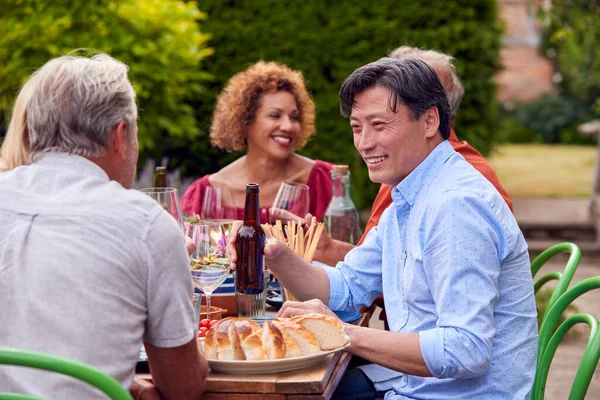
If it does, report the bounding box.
[332,165,349,176]
[156,166,166,172]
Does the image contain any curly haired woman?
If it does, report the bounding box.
[181,61,333,222]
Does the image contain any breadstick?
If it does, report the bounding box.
[304,223,324,262]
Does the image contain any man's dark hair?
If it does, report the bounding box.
[339,57,451,139]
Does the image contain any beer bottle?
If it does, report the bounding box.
[235,183,266,317]
[154,166,167,188]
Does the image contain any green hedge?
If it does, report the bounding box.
[0,0,212,162]
[165,0,503,209]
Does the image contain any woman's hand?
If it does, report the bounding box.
[270,207,305,225]
[276,298,339,320]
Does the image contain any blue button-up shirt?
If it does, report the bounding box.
[325,141,538,399]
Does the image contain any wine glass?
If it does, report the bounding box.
[200,186,236,236]
[201,187,225,220]
[187,222,231,320]
[140,187,184,231]
[269,181,310,224]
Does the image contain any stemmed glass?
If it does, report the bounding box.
[201,187,227,220]
[140,187,185,230]
[198,186,236,239]
[269,181,310,224]
[186,222,231,320]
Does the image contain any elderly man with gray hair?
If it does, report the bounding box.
[0,53,207,400]
[227,57,537,399]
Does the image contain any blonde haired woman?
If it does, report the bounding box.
[0,74,40,172]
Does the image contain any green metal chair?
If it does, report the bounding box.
[532,277,600,400]
[0,348,132,400]
[531,242,581,324]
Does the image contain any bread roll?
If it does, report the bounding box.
[213,318,245,360]
[270,320,302,358]
[203,319,220,359]
[261,321,286,360]
[234,319,266,360]
[203,314,351,360]
[273,319,320,355]
[290,313,350,351]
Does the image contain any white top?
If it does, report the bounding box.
[0,153,195,398]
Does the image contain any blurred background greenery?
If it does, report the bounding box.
[0,0,599,208]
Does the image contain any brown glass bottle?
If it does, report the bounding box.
[236,183,265,294]
[154,166,167,188]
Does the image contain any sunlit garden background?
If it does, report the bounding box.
[1,0,599,208]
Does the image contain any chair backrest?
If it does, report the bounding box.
[532,277,600,400]
[0,348,132,400]
[531,242,581,323]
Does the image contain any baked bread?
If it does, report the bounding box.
[203,318,245,360]
[290,313,350,351]
[273,318,320,355]
[203,314,350,360]
[234,319,266,360]
[203,319,220,359]
[270,320,302,358]
[261,321,286,360]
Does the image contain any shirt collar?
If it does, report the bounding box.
[391,140,455,207]
[35,153,109,181]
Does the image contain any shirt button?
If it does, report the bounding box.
[401,252,407,260]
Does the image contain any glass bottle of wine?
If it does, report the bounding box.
[324,165,362,244]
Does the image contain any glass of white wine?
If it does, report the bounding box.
[187,221,231,320]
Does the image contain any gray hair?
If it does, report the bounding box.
[27,52,137,161]
[339,57,451,139]
[389,46,464,119]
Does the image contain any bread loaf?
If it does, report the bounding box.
[290,313,350,351]
[234,319,266,360]
[203,314,350,360]
[203,319,220,359]
[205,318,245,360]
[261,321,286,360]
[272,319,320,355]
[270,320,302,358]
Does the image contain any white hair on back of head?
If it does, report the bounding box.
[27,51,137,162]
[388,46,464,119]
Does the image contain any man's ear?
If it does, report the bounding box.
[423,106,440,139]
[109,121,129,161]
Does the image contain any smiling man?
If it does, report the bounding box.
[227,57,538,399]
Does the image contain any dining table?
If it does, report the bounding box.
[137,305,374,400]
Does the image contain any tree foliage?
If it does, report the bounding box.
[0,0,212,160]
[540,0,600,110]
[175,0,503,209]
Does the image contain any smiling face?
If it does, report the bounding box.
[246,91,301,160]
[350,86,442,187]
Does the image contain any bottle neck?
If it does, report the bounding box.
[155,169,166,187]
[331,172,351,199]
[243,190,261,225]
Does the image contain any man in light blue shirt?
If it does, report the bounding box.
[228,57,538,399]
